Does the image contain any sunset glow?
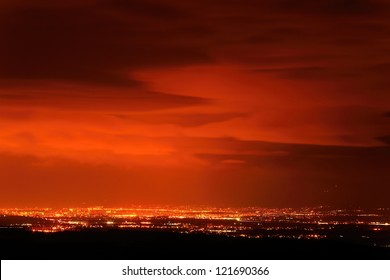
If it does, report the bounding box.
[1,0,390,208]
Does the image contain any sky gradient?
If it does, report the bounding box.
[1,0,390,208]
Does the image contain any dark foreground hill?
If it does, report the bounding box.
[0,228,389,259]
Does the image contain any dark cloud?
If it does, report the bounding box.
[376,135,390,145]
[110,112,246,127]
[101,0,187,20]
[196,144,390,166]
[0,0,212,86]
[191,137,390,159]
[192,0,387,16]
[0,90,210,112]
[254,63,390,81]
[253,67,331,80]
[243,27,308,45]
[270,0,384,16]
[1,0,390,87]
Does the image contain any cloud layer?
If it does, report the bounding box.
[1,0,390,207]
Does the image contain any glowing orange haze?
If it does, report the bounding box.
[1,0,390,207]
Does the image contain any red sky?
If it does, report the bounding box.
[1,0,390,207]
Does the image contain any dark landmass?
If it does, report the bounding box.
[1,228,389,260]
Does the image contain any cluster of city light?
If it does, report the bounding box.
[1,207,389,243]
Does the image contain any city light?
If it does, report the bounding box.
[0,206,389,246]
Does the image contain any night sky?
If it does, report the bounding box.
[1,0,390,208]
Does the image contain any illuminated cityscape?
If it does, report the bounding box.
[1,206,389,247]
